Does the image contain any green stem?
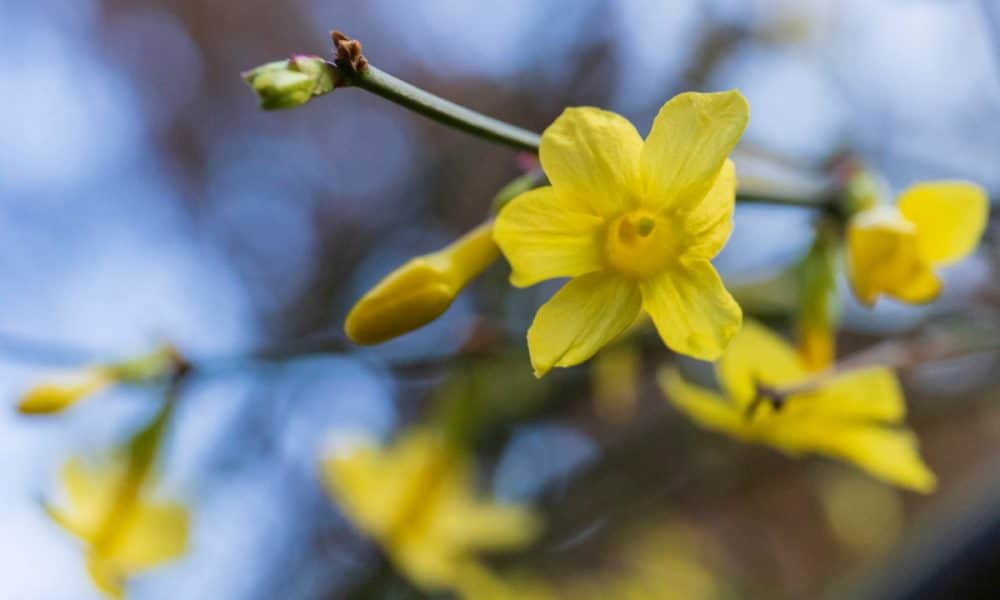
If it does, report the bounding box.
[338,63,541,152]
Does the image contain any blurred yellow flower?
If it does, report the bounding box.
[345,221,499,344]
[18,368,114,414]
[494,91,749,376]
[846,181,988,306]
[659,321,936,492]
[45,456,189,599]
[321,428,540,592]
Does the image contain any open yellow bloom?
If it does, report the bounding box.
[345,222,499,344]
[846,181,988,306]
[45,456,189,599]
[494,91,749,376]
[659,321,936,492]
[321,428,540,592]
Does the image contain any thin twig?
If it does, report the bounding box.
[341,63,541,152]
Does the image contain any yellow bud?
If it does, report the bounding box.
[17,345,180,415]
[242,55,336,110]
[796,224,839,371]
[345,222,499,345]
[18,368,113,414]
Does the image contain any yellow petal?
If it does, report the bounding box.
[86,555,125,600]
[539,107,644,217]
[765,423,936,493]
[640,91,749,213]
[493,186,605,287]
[898,181,989,265]
[658,368,746,437]
[680,159,736,260]
[798,367,905,423]
[59,457,122,541]
[639,260,742,361]
[715,321,807,406]
[846,208,941,306]
[528,272,641,377]
[105,502,189,571]
[322,439,413,538]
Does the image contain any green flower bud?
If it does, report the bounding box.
[242,55,336,110]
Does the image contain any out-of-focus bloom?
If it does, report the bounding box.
[241,54,336,110]
[321,428,539,592]
[44,456,188,599]
[18,346,181,414]
[659,321,936,492]
[846,181,988,306]
[494,91,749,376]
[344,222,499,345]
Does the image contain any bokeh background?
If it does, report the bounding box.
[2,0,999,598]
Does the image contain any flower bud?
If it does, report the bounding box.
[345,222,500,345]
[18,345,181,414]
[242,55,336,110]
[796,225,839,371]
[17,368,113,414]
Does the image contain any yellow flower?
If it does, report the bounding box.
[345,222,499,345]
[321,428,540,592]
[846,181,988,306]
[45,456,189,599]
[658,321,936,492]
[18,368,114,414]
[494,91,749,376]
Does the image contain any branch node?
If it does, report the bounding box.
[331,30,369,73]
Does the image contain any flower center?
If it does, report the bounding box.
[604,210,678,279]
